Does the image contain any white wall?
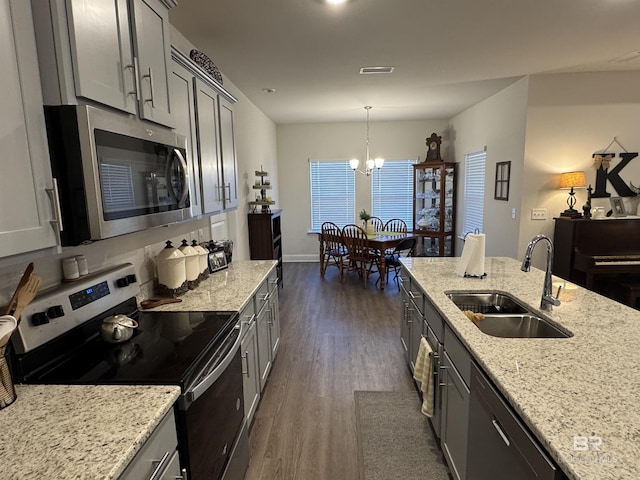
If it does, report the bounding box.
[448,78,529,259]
[519,71,640,262]
[276,119,449,261]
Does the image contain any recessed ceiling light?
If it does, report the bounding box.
[262,88,276,93]
[325,0,348,4]
[359,66,395,75]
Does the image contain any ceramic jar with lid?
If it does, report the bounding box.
[191,240,210,280]
[155,240,187,297]
[179,239,200,289]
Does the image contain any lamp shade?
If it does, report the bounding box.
[559,171,587,189]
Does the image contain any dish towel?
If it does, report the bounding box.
[413,337,434,417]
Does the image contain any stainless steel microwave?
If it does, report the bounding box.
[45,105,192,245]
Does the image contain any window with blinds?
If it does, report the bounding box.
[462,151,486,236]
[309,160,355,231]
[371,159,416,226]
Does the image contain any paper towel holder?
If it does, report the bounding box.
[464,272,487,279]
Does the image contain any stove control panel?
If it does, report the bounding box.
[13,263,140,354]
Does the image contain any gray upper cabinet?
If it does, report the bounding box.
[194,77,224,214]
[171,48,238,215]
[0,0,58,257]
[31,0,175,127]
[170,59,202,216]
[218,97,239,210]
[129,0,173,126]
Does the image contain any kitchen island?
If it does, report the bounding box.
[401,256,640,480]
[0,384,180,479]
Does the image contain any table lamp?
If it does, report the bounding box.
[559,171,587,218]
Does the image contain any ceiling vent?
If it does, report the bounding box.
[359,66,395,75]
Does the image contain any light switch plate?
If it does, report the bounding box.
[531,208,548,220]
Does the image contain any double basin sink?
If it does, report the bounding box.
[445,292,571,339]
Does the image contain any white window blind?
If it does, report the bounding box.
[463,151,486,235]
[309,160,355,231]
[371,159,416,226]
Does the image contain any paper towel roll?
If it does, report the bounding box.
[456,236,477,277]
[466,233,486,276]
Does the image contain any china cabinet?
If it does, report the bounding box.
[413,162,456,256]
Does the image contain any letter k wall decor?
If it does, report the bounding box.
[591,137,638,198]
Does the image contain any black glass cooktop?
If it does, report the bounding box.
[18,307,238,389]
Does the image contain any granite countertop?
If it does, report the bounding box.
[0,384,180,479]
[401,256,640,480]
[148,260,277,312]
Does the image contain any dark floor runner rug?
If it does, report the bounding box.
[355,390,450,480]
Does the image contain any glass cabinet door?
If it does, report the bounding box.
[413,162,456,256]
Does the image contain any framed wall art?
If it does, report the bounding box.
[610,196,626,217]
[494,161,511,201]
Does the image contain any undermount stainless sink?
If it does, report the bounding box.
[475,314,569,339]
[445,291,571,339]
[445,292,529,314]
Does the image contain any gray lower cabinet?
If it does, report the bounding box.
[242,269,281,425]
[0,0,59,258]
[119,409,182,480]
[399,270,424,372]
[240,301,260,426]
[266,272,281,359]
[255,295,272,391]
[440,350,469,480]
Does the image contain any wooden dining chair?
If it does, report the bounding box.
[380,237,417,286]
[320,222,348,280]
[341,224,379,288]
[384,218,408,233]
[369,217,384,232]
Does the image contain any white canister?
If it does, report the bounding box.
[156,241,186,290]
[62,257,79,280]
[191,240,210,276]
[179,239,200,285]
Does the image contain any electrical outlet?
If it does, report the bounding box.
[512,208,517,219]
[531,208,548,220]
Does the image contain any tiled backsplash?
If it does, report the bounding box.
[0,215,232,307]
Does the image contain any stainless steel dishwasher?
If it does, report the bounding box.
[467,362,567,480]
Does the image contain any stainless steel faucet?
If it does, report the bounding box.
[521,234,561,311]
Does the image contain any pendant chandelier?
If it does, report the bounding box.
[350,106,384,176]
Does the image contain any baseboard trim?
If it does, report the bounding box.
[283,254,318,263]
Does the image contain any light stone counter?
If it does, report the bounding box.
[148,260,277,313]
[401,256,640,480]
[0,384,180,479]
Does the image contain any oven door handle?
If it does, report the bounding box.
[184,321,245,406]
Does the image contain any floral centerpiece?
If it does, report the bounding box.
[359,209,374,234]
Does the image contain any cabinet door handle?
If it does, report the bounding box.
[149,451,172,480]
[46,178,64,233]
[226,183,232,201]
[492,419,511,446]
[241,351,249,376]
[131,59,141,101]
[142,66,155,107]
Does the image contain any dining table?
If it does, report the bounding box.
[318,230,416,291]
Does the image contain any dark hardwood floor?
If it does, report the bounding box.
[245,262,415,480]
